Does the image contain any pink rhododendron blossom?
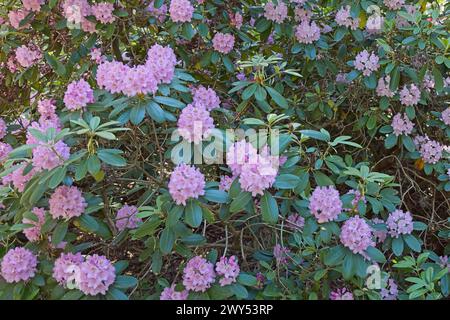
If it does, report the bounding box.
[384,0,405,10]
[32,141,70,171]
[309,186,342,223]
[264,1,288,24]
[215,256,240,286]
[340,216,374,254]
[0,142,12,162]
[366,14,384,33]
[441,107,450,126]
[295,20,321,44]
[22,0,44,12]
[78,254,116,295]
[22,207,46,242]
[168,164,205,206]
[335,5,359,30]
[219,175,234,191]
[294,7,311,23]
[0,118,6,139]
[422,73,435,92]
[49,185,87,219]
[147,1,168,23]
[391,113,414,136]
[1,247,37,283]
[182,256,215,292]
[52,252,84,287]
[192,86,221,111]
[37,99,57,118]
[226,141,259,176]
[91,2,115,24]
[15,45,42,68]
[169,0,194,23]
[414,135,444,164]
[145,44,178,84]
[212,33,235,54]
[372,218,388,244]
[381,278,398,300]
[230,12,243,29]
[286,213,305,230]
[354,50,379,76]
[160,285,189,300]
[376,75,395,97]
[115,205,142,231]
[177,104,215,144]
[89,48,103,64]
[2,163,36,192]
[273,244,290,264]
[8,9,31,29]
[330,288,354,300]
[63,79,94,111]
[399,84,421,106]
[62,0,91,24]
[386,209,413,238]
[239,153,279,196]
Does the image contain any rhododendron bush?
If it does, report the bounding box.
[0,0,448,301]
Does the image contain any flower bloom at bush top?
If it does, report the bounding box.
[295,20,321,44]
[308,186,343,223]
[169,0,194,23]
[177,104,215,144]
[115,205,142,231]
[226,141,259,176]
[182,256,216,292]
[22,207,46,242]
[192,86,221,111]
[215,256,240,286]
[49,185,87,219]
[386,209,414,238]
[335,5,359,30]
[32,141,71,171]
[0,247,37,283]
[77,254,116,295]
[15,45,42,68]
[330,288,354,300]
[391,113,414,136]
[52,252,84,287]
[168,163,205,206]
[63,79,94,111]
[399,84,421,106]
[264,1,288,24]
[91,2,115,24]
[145,44,178,84]
[354,50,380,76]
[212,33,235,54]
[376,76,396,97]
[160,285,189,300]
[239,153,279,196]
[340,216,374,254]
[22,0,44,12]
[414,135,444,164]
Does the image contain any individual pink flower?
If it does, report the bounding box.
[145,44,178,84]
[286,213,305,230]
[91,2,115,24]
[49,185,87,220]
[219,175,234,191]
[169,0,194,23]
[0,142,12,162]
[8,9,31,29]
[78,254,116,295]
[381,278,398,300]
[230,12,243,29]
[215,256,240,286]
[177,104,215,144]
[414,135,444,164]
[386,209,413,238]
[354,50,379,76]
[212,33,235,54]
[441,107,450,126]
[340,216,374,254]
[168,164,206,206]
[22,207,46,242]
[89,48,104,64]
[422,73,435,92]
[264,1,288,24]
[330,288,354,300]
[239,154,279,196]
[15,45,42,68]
[391,113,414,136]
[335,5,359,30]
[37,99,57,118]
[22,0,44,12]
[147,1,168,23]
[192,86,221,111]
[160,285,189,300]
[0,118,6,139]
[32,141,71,171]
[2,163,37,192]
[372,218,388,244]
[273,244,290,264]
[115,205,142,231]
[295,20,321,44]
[1,247,37,283]
[308,186,342,223]
[52,252,84,287]
[226,141,259,176]
[294,7,311,23]
[399,84,421,106]
[182,256,215,292]
[384,0,405,10]
[63,79,94,111]
[121,64,158,96]
[376,76,395,97]
[62,0,92,25]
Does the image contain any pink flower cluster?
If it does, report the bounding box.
[226,140,259,176]
[286,213,305,230]
[219,175,234,191]
[414,135,444,164]
[0,118,7,139]
[1,247,37,283]
[91,3,115,24]
[386,209,413,238]
[215,256,240,286]
[49,185,87,220]
[441,107,450,126]
[212,33,235,54]
[192,86,221,111]
[330,288,354,300]
[182,256,216,292]
[160,285,189,300]
[15,45,42,68]
[62,0,95,33]
[391,113,414,136]
[230,12,243,29]
[0,142,12,162]
[372,218,388,244]
[115,205,142,231]
[384,0,405,10]
[340,216,374,254]
[354,50,380,76]
[52,252,84,287]
[264,1,288,24]
[308,186,343,223]
[273,244,290,264]
[2,163,37,192]
[22,0,44,12]
[295,20,321,44]
[22,207,46,242]
[96,44,177,97]
[78,254,116,295]
[335,5,359,30]
[376,76,396,97]
[177,104,215,144]
[422,73,435,92]
[169,0,194,23]
[168,163,205,206]
[147,1,168,23]
[32,141,71,171]
[63,79,94,111]
[399,84,421,106]
[8,9,31,29]
[381,278,398,300]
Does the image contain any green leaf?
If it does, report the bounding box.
[229,192,252,213]
[342,253,355,279]
[44,52,66,76]
[98,149,127,167]
[384,134,398,149]
[300,130,330,142]
[153,96,185,109]
[392,237,404,256]
[185,200,203,227]
[324,246,345,266]
[130,105,146,125]
[366,246,386,263]
[230,283,248,299]
[159,227,175,254]
[77,214,99,232]
[265,87,288,108]
[402,136,416,152]
[114,275,138,289]
[273,174,300,189]
[403,234,421,252]
[52,221,68,246]
[260,191,278,224]
[203,189,229,203]
[432,66,444,92]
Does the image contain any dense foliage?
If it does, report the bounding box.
[0,0,449,300]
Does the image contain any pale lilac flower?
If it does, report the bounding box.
[145,44,178,84]
[15,45,42,68]
[147,1,168,23]
[335,5,359,30]
[264,1,288,24]
[376,76,395,97]
[386,209,413,238]
[212,33,235,54]
[22,0,44,12]
[239,153,279,196]
[414,135,444,164]
[286,213,305,230]
[391,113,414,136]
[372,218,388,244]
[330,288,354,300]
[169,0,194,23]
[0,118,6,139]
[422,73,435,92]
[32,141,70,171]
[308,186,342,223]
[182,256,216,292]
[219,175,234,191]
[49,185,87,220]
[160,285,189,300]
[295,20,321,44]
[52,252,84,287]
[354,50,380,76]
[22,207,46,242]
[0,142,12,162]
[381,278,398,300]
[384,0,405,10]
[8,9,31,29]
[78,255,116,295]
[1,247,37,283]
[177,104,215,144]
[2,163,37,192]
[340,216,374,254]
[62,0,91,25]
[230,12,243,29]
[226,141,259,176]
[399,84,421,106]
[115,205,141,231]
[63,79,94,111]
[168,164,205,206]
[91,2,115,24]
[192,86,221,111]
[294,7,311,23]
[215,256,240,286]
[441,107,450,126]
[366,14,384,34]
[273,244,290,264]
